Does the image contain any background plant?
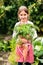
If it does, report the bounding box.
[33,37,43,64]
[0,40,10,52]
[0,0,43,35]
[0,0,43,65]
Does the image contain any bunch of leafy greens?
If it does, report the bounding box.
[14,24,35,40]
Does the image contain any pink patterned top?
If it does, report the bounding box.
[16,41,34,63]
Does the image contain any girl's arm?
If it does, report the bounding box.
[32,28,37,40]
[12,22,20,38]
[23,44,29,61]
[12,30,17,38]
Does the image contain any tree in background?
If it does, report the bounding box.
[29,0,43,36]
[0,0,43,36]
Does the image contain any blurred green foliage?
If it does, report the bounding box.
[0,1,43,65]
[0,40,10,51]
[0,0,43,35]
[33,37,43,64]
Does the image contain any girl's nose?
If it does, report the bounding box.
[22,16,25,18]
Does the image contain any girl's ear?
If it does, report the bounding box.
[18,16,20,21]
[18,14,21,21]
[17,12,19,20]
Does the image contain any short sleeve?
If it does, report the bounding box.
[12,30,17,38]
[32,28,37,40]
[12,22,20,38]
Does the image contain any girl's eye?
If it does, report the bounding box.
[24,14,26,16]
[20,14,26,16]
[20,14,22,16]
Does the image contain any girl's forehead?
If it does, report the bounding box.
[19,10,27,14]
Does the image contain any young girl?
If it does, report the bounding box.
[12,6,37,65]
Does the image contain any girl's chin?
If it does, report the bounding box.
[21,20,27,22]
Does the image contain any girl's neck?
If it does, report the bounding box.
[20,20,28,24]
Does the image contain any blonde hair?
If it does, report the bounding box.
[18,6,29,14]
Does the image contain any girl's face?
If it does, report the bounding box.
[18,10,28,22]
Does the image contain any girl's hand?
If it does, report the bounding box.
[21,38,27,44]
[23,44,28,61]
